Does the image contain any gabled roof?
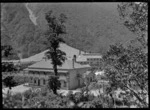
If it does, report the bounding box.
[27,59,90,70]
[21,43,85,62]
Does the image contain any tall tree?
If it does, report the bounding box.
[117,2,148,49]
[103,43,148,107]
[44,10,67,94]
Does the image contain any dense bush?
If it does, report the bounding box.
[47,76,61,95]
[13,76,26,85]
[3,84,142,108]
[3,92,23,108]
[3,76,18,89]
[2,62,17,72]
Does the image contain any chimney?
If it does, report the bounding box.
[73,55,76,62]
[72,58,74,69]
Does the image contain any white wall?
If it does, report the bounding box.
[68,69,78,90]
[23,70,69,89]
[23,68,91,90]
[68,68,90,90]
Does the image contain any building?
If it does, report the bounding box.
[76,53,102,68]
[21,43,85,62]
[23,57,91,90]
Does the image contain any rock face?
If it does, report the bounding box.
[25,3,38,25]
[1,3,137,59]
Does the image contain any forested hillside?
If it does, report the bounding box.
[1,3,47,58]
[1,3,137,59]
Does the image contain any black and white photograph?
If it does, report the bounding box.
[1,2,148,108]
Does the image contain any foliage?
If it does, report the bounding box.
[25,88,68,108]
[3,92,22,108]
[13,76,27,85]
[44,10,67,94]
[117,2,148,48]
[1,45,13,58]
[1,3,47,59]
[47,76,61,95]
[88,82,102,90]
[103,43,148,107]
[2,3,140,58]
[3,76,18,89]
[3,84,133,108]
[66,89,115,108]
[44,10,67,75]
[2,62,17,72]
[112,3,148,107]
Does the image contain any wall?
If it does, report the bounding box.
[23,70,69,89]
[68,67,90,90]
[58,74,68,90]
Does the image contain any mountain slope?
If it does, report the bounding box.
[1,3,47,58]
[1,3,137,59]
[29,3,137,53]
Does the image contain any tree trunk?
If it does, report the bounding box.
[7,87,12,96]
[54,64,58,76]
[110,93,116,108]
[53,87,57,95]
[9,86,11,90]
[52,61,58,95]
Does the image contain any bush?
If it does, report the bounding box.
[3,76,18,89]
[3,93,22,108]
[13,76,26,85]
[47,76,61,94]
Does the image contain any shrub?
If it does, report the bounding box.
[13,76,26,85]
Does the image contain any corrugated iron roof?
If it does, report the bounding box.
[21,43,85,62]
[27,59,90,70]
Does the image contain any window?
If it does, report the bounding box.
[34,79,36,84]
[43,79,45,85]
[90,78,92,82]
[64,81,66,87]
[30,77,33,82]
[38,79,40,86]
